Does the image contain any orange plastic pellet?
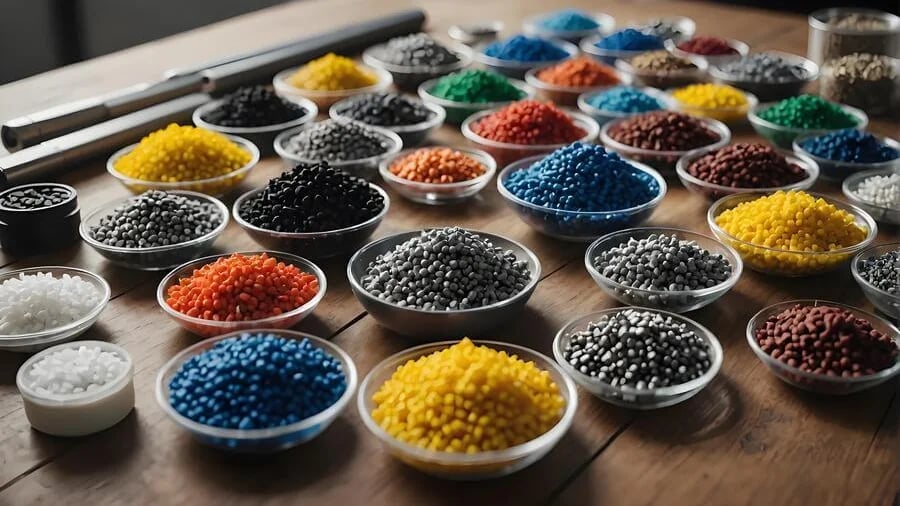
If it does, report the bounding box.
[389,147,487,184]
[535,57,621,88]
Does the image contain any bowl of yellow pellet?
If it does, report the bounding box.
[273,53,393,109]
[107,124,260,197]
[668,84,757,125]
[707,190,877,277]
[358,338,577,480]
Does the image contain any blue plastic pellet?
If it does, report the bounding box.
[483,35,570,62]
[587,86,664,113]
[800,129,899,163]
[538,10,600,31]
[594,29,663,51]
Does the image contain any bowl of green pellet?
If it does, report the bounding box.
[747,96,868,149]
[417,73,535,124]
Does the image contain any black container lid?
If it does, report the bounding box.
[0,183,78,225]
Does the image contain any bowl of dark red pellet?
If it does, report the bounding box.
[156,329,356,452]
[852,243,900,319]
[329,93,446,148]
[347,228,541,340]
[362,34,473,91]
[792,129,899,183]
[157,251,326,338]
[553,307,723,409]
[747,95,868,149]
[80,190,229,271]
[378,146,497,205]
[665,36,749,68]
[708,51,819,102]
[747,300,900,395]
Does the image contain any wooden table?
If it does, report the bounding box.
[0,1,898,504]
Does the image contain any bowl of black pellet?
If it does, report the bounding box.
[347,227,541,340]
[362,33,472,91]
[329,93,446,148]
[80,190,229,270]
[233,161,389,259]
[553,307,723,409]
[0,183,80,256]
[708,51,819,102]
[193,85,317,156]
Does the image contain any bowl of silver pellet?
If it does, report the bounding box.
[553,307,723,409]
[347,227,540,340]
[851,243,900,320]
[585,228,742,313]
[80,190,229,271]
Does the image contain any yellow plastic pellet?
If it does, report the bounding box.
[371,338,565,454]
[287,53,377,91]
[672,83,749,121]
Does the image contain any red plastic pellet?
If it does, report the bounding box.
[471,100,586,145]
[677,36,739,56]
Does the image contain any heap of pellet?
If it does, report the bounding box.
[25,345,129,396]
[360,227,532,311]
[0,186,71,210]
[800,129,898,164]
[857,249,900,295]
[483,35,570,62]
[629,50,696,72]
[820,53,898,115]
[685,143,807,189]
[717,53,811,82]
[368,33,460,67]
[201,86,309,128]
[828,14,888,30]
[632,19,688,41]
[0,272,103,334]
[853,173,900,209]
[331,93,434,127]
[428,69,526,104]
[607,111,722,151]
[281,119,393,162]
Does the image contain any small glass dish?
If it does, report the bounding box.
[576,87,672,126]
[524,62,630,107]
[79,191,229,271]
[748,100,868,149]
[852,243,900,319]
[522,11,616,43]
[378,147,496,205]
[329,99,445,148]
[361,42,472,92]
[600,115,731,172]
[0,267,110,353]
[842,167,900,225]
[272,64,392,109]
[273,121,403,180]
[553,308,722,409]
[584,227,743,313]
[156,329,357,453]
[746,300,900,395]
[156,251,327,338]
[668,89,759,126]
[232,184,389,258]
[665,37,749,68]
[473,38,579,79]
[707,192,878,277]
[106,135,259,197]
[793,132,900,183]
[675,147,819,201]
[580,35,661,65]
[357,340,577,479]
[497,155,666,241]
[615,56,707,90]
[708,50,818,102]
[417,76,534,124]
[461,108,600,167]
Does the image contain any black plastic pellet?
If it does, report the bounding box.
[0,186,71,210]
[283,119,392,162]
[332,93,433,127]
[369,33,460,67]
[201,85,308,128]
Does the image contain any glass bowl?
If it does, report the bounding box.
[273,121,403,180]
[0,267,110,353]
[272,64,392,109]
[377,147,496,205]
[106,134,259,197]
[708,51,818,102]
[461,107,600,167]
[524,62,630,107]
[614,56,707,90]
[361,42,472,92]
[156,250,327,338]
[473,38,579,79]
[584,227,743,313]
[580,35,662,65]
[676,147,819,201]
[665,37,749,67]
[553,308,722,409]
[852,243,900,319]
[841,167,900,225]
[793,132,900,183]
[329,99,445,148]
[232,184,389,258]
[707,192,878,277]
[668,88,758,126]
[576,86,672,126]
[497,154,666,241]
[417,76,534,124]
[599,114,731,172]
[746,300,900,394]
[357,340,577,479]
[522,11,616,43]
[156,329,357,452]
[748,100,868,149]
[79,191,229,271]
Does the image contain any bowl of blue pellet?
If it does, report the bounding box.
[792,129,900,182]
[156,329,357,453]
[580,29,665,65]
[577,86,672,126]
[498,142,666,242]
[522,9,616,43]
[474,35,578,79]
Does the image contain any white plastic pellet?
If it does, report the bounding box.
[27,345,128,396]
[0,272,102,334]
[854,174,900,208]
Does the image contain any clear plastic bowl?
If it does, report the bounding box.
[614,56,707,90]
[156,251,327,338]
[707,191,878,277]
[273,120,403,180]
[746,300,900,394]
[474,38,579,79]
[626,16,696,43]
[378,147,496,205]
[361,42,472,92]
[600,114,731,172]
[497,154,666,241]
[417,76,534,124]
[522,11,616,43]
[841,167,900,225]
[272,64,392,109]
[576,87,672,126]
[106,134,260,197]
[748,100,868,149]
[524,62,630,107]
[668,88,758,126]
[357,340,577,479]
[665,37,749,68]
[461,107,600,167]
[852,243,900,319]
[156,329,357,452]
[553,308,722,409]
[0,267,110,353]
[584,227,743,313]
[676,147,819,201]
[580,35,662,65]
[79,190,229,271]
[793,132,900,183]
[708,51,818,102]
[232,184,389,258]
[329,99,446,148]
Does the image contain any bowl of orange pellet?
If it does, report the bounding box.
[378,146,497,204]
[157,251,326,337]
[272,53,393,109]
[524,57,629,106]
[357,338,577,480]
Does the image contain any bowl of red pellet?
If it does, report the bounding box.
[665,36,749,67]
[747,300,900,395]
[378,146,497,205]
[157,251,326,338]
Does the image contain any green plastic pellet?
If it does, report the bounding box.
[758,94,859,129]
[429,69,525,103]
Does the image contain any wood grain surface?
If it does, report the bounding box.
[0,1,898,505]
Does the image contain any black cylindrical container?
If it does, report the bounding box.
[0,183,80,256]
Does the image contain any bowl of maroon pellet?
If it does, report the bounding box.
[600,110,731,172]
[746,300,900,395]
